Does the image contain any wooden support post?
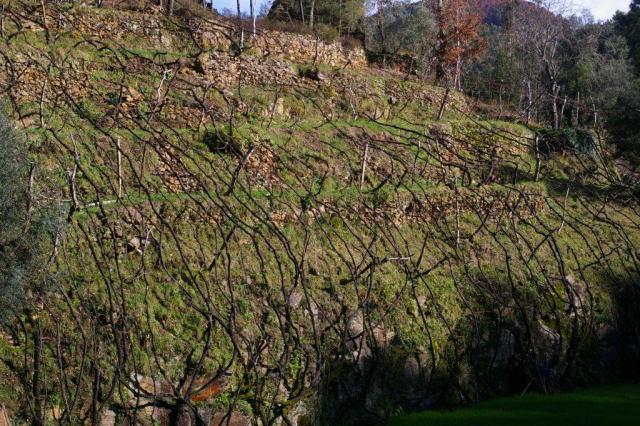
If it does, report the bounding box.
[534,135,541,182]
[360,142,369,191]
[117,137,123,198]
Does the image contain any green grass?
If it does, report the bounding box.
[390,385,640,426]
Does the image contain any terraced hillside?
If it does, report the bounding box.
[1,2,639,425]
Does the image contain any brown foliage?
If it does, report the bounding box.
[432,0,487,84]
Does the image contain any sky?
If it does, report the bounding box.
[213,0,631,21]
[579,0,629,20]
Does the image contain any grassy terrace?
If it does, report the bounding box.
[2,3,640,425]
[390,385,640,426]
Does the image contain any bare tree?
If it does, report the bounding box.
[250,0,257,36]
[237,0,244,47]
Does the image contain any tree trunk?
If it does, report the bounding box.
[169,402,193,426]
[237,0,244,48]
[559,95,568,128]
[376,0,386,55]
[526,80,533,124]
[434,0,447,83]
[309,0,316,28]
[250,0,256,37]
[32,318,45,426]
[338,0,344,35]
[455,56,462,90]
[551,82,560,129]
[575,91,580,126]
[534,135,541,182]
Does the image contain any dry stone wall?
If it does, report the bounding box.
[199,24,367,68]
[27,5,367,69]
[18,5,176,47]
[252,31,367,68]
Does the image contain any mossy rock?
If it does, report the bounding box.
[202,128,244,155]
[537,128,598,157]
[297,65,326,82]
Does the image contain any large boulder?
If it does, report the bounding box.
[0,406,11,426]
[208,411,252,426]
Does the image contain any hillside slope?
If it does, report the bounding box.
[1,3,639,425]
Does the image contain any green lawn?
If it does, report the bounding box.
[390,385,640,426]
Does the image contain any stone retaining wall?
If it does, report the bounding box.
[25,5,367,69]
[199,23,367,68]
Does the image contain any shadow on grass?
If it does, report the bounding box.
[389,385,640,426]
